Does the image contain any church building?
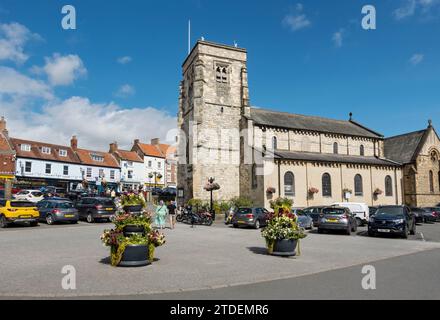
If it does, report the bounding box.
[177,40,440,209]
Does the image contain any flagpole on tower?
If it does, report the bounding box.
[188,19,191,55]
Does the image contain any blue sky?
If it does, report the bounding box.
[0,0,439,149]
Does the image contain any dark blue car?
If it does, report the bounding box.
[368,205,416,239]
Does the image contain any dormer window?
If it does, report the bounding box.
[21,144,31,152]
[41,146,51,154]
[90,154,104,162]
[59,149,68,157]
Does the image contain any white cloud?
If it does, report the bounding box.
[394,0,440,20]
[283,3,311,31]
[115,84,136,98]
[0,22,42,63]
[0,66,53,99]
[39,53,87,86]
[409,53,424,65]
[117,56,132,64]
[332,29,344,48]
[1,97,177,151]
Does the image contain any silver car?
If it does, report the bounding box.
[292,209,313,230]
[318,206,358,235]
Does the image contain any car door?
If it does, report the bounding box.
[37,201,48,220]
[76,199,85,218]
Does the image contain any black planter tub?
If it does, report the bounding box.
[271,239,298,257]
[118,244,151,267]
[123,225,145,237]
[123,205,143,214]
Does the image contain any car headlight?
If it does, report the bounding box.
[394,219,404,224]
[369,217,375,223]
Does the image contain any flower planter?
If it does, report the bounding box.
[118,244,151,267]
[123,205,143,214]
[122,225,145,237]
[270,239,297,257]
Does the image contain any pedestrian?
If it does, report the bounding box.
[155,200,168,229]
[167,201,177,229]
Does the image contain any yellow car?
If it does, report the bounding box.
[0,199,40,228]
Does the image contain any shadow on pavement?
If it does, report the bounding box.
[247,247,269,256]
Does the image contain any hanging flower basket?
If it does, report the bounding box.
[204,182,221,191]
[308,187,319,195]
[266,187,276,194]
[373,188,383,195]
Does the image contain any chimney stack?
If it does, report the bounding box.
[151,138,160,145]
[71,136,78,150]
[134,139,140,145]
[109,141,118,153]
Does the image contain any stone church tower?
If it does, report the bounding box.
[177,40,250,204]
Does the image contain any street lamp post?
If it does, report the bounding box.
[208,177,214,215]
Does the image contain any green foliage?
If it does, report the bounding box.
[230,196,253,208]
[120,193,146,208]
[113,213,152,234]
[269,197,293,214]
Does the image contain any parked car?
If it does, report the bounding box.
[293,209,313,230]
[13,190,44,203]
[409,207,426,224]
[318,206,358,235]
[161,187,177,196]
[151,187,163,196]
[37,199,79,225]
[422,207,440,222]
[231,207,270,229]
[0,190,4,199]
[332,202,369,226]
[302,206,326,227]
[368,205,416,238]
[0,199,39,228]
[75,197,116,223]
[369,206,379,216]
[421,208,439,223]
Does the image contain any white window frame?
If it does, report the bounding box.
[21,144,31,152]
[42,147,51,154]
[59,149,68,157]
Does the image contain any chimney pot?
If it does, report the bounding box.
[71,135,78,150]
[151,138,160,145]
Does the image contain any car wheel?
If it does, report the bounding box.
[0,215,8,228]
[318,228,323,234]
[29,221,38,227]
[356,218,363,227]
[254,220,260,229]
[410,223,416,235]
[86,213,94,223]
[233,224,239,228]
[46,214,54,225]
[402,227,408,239]
[70,220,78,224]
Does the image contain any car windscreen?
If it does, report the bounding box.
[323,208,345,215]
[237,208,252,214]
[296,210,305,216]
[54,202,74,209]
[97,199,115,206]
[375,207,404,217]
[31,192,43,197]
[10,201,35,208]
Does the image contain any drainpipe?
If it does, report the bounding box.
[277,160,281,199]
[305,162,309,207]
[394,167,399,205]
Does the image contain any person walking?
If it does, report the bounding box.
[155,200,168,229]
[167,201,177,229]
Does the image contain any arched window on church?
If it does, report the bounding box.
[333,142,338,154]
[322,173,332,197]
[429,170,434,193]
[252,164,258,189]
[272,136,277,150]
[360,145,365,156]
[385,176,393,197]
[284,172,295,197]
[438,171,440,192]
[354,174,363,196]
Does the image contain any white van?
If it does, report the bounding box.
[332,202,369,226]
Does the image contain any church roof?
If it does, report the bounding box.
[249,108,383,139]
[384,129,427,164]
[274,150,400,167]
